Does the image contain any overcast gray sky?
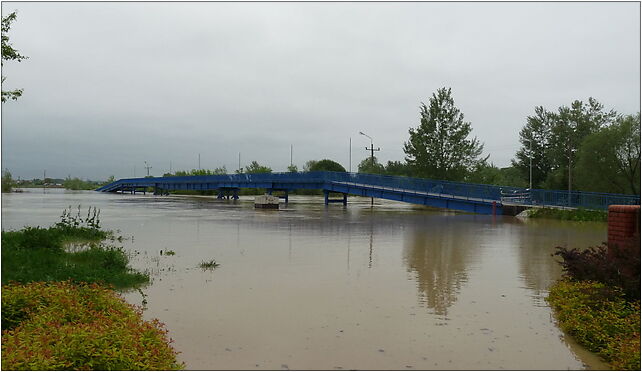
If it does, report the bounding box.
[1,1,639,180]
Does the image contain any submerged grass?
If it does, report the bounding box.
[198,259,219,270]
[1,206,148,289]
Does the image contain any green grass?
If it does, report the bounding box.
[1,225,148,289]
[547,280,640,370]
[198,259,219,270]
[528,207,607,222]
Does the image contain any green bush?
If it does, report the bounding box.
[1,281,183,370]
[547,280,640,370]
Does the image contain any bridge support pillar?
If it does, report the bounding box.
[324,190,347,206]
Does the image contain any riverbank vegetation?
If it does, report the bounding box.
[548,244,640,369]
[1,207,148,288]
[1,207,183,370]
[2,281,183,370]
[526,207,607,222]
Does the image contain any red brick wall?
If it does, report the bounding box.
[607,205,641,261]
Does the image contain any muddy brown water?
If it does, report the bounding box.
[2,188,609,370]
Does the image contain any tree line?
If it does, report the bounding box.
[141,87,642,197]
[3,14,638,195]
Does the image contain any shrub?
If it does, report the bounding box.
[547,281,640,370]
[553,244,640,300]
[1,282,183,370]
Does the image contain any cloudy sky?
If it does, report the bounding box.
[1,1,639,180]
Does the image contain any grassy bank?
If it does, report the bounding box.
[0,207,182,370]
[527,207,607,222]
[2,281,183,370]
[547,281,640,370]
[1,209,148,288]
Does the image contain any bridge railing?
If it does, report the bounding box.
[324,172,502,202]
[97,171,640,210]
[527,188,640,210]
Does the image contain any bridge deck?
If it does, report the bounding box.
[96,171,640,215]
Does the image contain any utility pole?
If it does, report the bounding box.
[359,131,380,169]
[169,161,172,174]
[43,169,46,192]
[198,154,201,170]
[238,152,241,173]
[290,144,293,168]
[359,131,380,206]
[144,161,152,177]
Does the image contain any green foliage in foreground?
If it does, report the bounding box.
[547,281,640,370]
[1,281,183,370]
[1,170,15,192]
[528,207,607,222]
[1,207,148,288]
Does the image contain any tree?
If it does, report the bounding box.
[383,160,410,176]
[403,87,485,181]
[287,164,298,173]
[357,156,384,174]
[511,106,554,188]
[244,161,272,174]
[306,159,346,172]
[1,170,14,192]
[1,12,27,103]
[547,98,616,191]
[575,113,640,194]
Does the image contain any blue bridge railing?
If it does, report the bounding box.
[97,171,640,211]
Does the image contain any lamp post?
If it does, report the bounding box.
[358,131,380,169]
[359,131,380,207]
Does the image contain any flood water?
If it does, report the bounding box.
[2,188,610,370]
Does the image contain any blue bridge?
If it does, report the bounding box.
[96,171,640,215]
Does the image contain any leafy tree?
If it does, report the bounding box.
[383,160,410,176]
[357,156,385,174]
[306,159,346,172]
[244,161,272,174]
[403,87,485,181]
[547,98,616,191]
[512,106,554,188]
[1,170,15,192]
[1,12,27,103]
[164,167,228,177]
[302,160,316,172]
[287,164,298,173]
[575,113,641,194]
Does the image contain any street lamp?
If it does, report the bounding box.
[359,131,380,207]
[359,131,380,169]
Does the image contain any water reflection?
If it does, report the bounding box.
[513,218,606,299]
[402,216,479,316]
